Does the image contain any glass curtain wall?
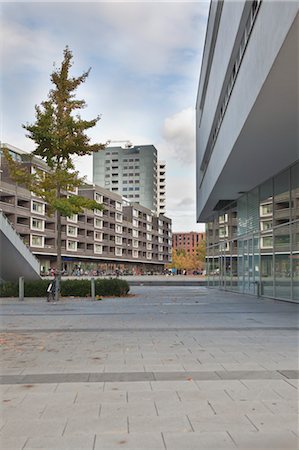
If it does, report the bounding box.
[206,162,299,302]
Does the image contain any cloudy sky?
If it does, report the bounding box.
[1,0,209,232]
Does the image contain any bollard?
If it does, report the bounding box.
[91,277,95,301]
[19,276,24,301]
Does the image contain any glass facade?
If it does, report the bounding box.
[206,162,299,303]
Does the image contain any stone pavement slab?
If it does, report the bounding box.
[0,286,298,449]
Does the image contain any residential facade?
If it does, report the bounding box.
[93,143,158,212]
[196,1,299,302]
[0,144,172,276]
[173,231,205,255]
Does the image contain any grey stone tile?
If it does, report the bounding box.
[94,432,165,449]
[24,435,95,449]
[229,430,299,449]
[0,419,66,439]
[188,413,257,432]
[0,437,28,449]
[64,417,128,435]
[162,431,236,449]
[129,415,192,433]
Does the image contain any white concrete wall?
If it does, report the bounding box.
[196,1,299,221]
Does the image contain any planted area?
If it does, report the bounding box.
[0,279,130,298]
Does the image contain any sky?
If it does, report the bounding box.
[1,0,209,232]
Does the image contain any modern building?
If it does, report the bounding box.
[173,231,205,255]
[157,161,166,215]
[93,142,166,214]
[196,1,299,302]
[0,144,172,278]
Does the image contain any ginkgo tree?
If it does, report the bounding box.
[4,47,106,300]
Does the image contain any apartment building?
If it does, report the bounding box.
[173,232,205,255]
[93,143,166,214]
[196,1,299,302]
[0,144,172,276]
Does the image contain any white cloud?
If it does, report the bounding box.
[160,107,195,164]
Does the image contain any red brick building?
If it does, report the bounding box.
[172,232,205,254]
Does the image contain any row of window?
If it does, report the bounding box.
[208,0,262,166]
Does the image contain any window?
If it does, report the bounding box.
[94,231,103,241]
[133,249,138,258]
[147,224,152,232]
[261,236,273,249]
[133,229,139,238]
[146,242,152,250]
[116,213,122,222]
[159,254,163,261]
[146,252,152,260]
[158,236,163,243]
[159,220,163,227]
[31,235,44,247]
[116,224,122,234]
[31,217,44,231]
[67,240,77,251]
[133,239,139,248]
[95,193,103,203]
[116,202,122,211]
[115,247,122,256]
[260,203,273,217]
[67,225,77,237]
[68,214,78,223]
[31,200,45,215]
[94,218,103,229]
[133,219,138,228]
[123,188,127,191]
[133,209,138,217]
[94,244,102,254]
[219,226,228,238]
[159,245,163,252]
[147,215,152,223]
[147,233,152,241]
[261,220,272,232]
[219,214,228,224]
[94,208,103,216]
[115,235,122,245]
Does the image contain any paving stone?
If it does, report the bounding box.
[246,413,298,432]
[24,435,95,449]
[0,437,28,449]
[229,430,299,448]
[162,431,236,449]
[129,414,192,433]
[94,432,165,449]
[64,417,128,435]
[0,419,66,439]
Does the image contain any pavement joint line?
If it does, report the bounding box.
[1,369,298,385]
[1,326,298,333]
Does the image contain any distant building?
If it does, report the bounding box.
[196,1,299,302]
[0,144,172,278]
[173,232,205,255]
[93,143,158,212]
[157,161,166,215]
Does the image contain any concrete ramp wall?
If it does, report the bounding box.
[0,212,41,282]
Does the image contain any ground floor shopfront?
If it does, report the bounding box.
[206,163,299,303]
[38,256,166,277]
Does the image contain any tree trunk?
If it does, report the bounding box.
[55,209,62,301]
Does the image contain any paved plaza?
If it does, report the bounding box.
[0,286,298,449]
